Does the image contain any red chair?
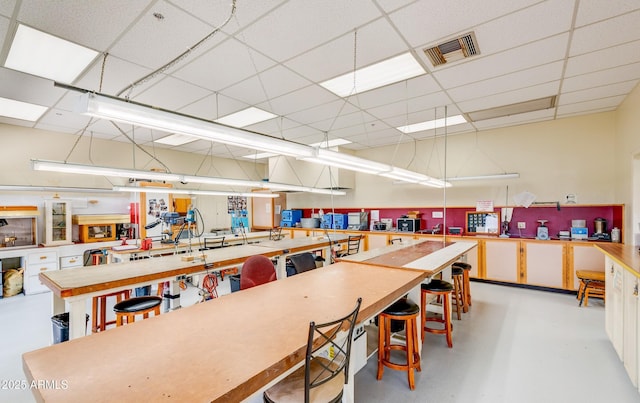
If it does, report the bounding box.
[240,255,277,290]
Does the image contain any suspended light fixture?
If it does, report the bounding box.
[113,186,279,198]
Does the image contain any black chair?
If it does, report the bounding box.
[200,236,225,251]
[289,252,318,274]
[337,235,362,257]
[264,298,362,403]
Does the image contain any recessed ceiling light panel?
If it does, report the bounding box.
[5,24,98,83]
[397,115,467,134]
[215,107,277,128]
[155,134,197,146]
[0,97,48,121]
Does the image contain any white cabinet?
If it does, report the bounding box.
[623,269,638,387]
[44,200,72,246]
[485,240,520,283]
[605,259,625,360]
[24,250,58,295]
[60,255,83,269]
[525,242,564,288]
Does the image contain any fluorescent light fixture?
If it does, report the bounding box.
[242,152,278,160]
[446,173,520,181]
[380,167,451,188]
[0,185,115,193]
[309,138,352,148]
[397,115,467,134]
[215,107,277,128]
[113,186,279,198]
[467,97,556,122]
[5,24,98,83]
[75,92,313,158]
[154,134,198,146]
[320,52,425,97]
[32,159,346,196]
[0,97,48,121]
[304,148,389,174]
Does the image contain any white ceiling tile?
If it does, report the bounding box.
[287,100,359,128]
[562,63,640,93]
[350,74,439,109]
[221,65,311,106]
[472,0,574,55]
[109,1,219,70]
[0,15,9,53]
[565,40,640,78]
[178,93,247,121]
[259,85,340,116]
[74,55,153,97]
[458,81,560,113]
[240,0,382,62]
[173,38,276,92]
[570,10,640,56]
[0,1,15,17]
[0,67,66,106]
[133,76,212,111]
[556,96,626,116]
[432,33,569,89]
[284,16,409,82]
[575,1,640,27]
[389,0,540,48]
[559,81,638,105]
[448,62,564,103]
[280,125,322,141]
[366,91,453,121]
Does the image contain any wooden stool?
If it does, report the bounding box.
[377,298,421,390]
[453,261,472,312]
[114,296,163,326]
[451,267,464,320]
[576,270,605,307]
[91,290,131,332]
[421,279,454,348]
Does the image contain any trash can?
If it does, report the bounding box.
[286,263,297,277]
[51,312,89,344]
[229,274,241,293]
[135,285,152,296]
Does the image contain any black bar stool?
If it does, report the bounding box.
[421,279,454,348]
[114,296,163,326]
[453,261,472,312]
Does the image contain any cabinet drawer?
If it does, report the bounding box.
[26,262,58,276]
[24,274,51,295]
[27,251,57,265]
[60,255,83,269]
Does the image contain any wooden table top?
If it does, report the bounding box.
[23,262,426,403]
[595,243,640,277]
[252,234,349,253]
[39,244,282,299]
[338,240,477,276]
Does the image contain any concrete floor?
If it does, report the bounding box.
[1,280,638,402]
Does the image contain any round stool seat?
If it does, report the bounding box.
[114,296,162,313]
[421,279,453,292]
[452,266,464,276]
[383,298,419,316]
[452,262,472,270]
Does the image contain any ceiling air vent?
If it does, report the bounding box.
[423,32,480,67]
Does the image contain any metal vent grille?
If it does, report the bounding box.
[423,32,479,67]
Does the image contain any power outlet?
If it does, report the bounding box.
[517,222,526,229]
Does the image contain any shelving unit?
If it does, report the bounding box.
[72,214,129,243]
[44,200,72,246]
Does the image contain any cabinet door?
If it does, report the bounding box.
[524,242,564,288]
[609,262,625,360]
[45,200,72,246]
[623,270,638,387]
[367,233,389,250]
[485,240,519,283]
[572,245,605,291]
[605,258,614,340]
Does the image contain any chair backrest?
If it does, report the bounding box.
[269,226,283,241]
[201,236,225,250]
[289,252,317,274]
[304,297,362,403]
[346,235,362,255]
[240,255,277,290]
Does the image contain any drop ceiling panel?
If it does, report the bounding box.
[280,124,322,141]
[132,76,212,111]
[562,63,640,93]
[0,1,15,17]
[36,108,94,132]
[570,10,640,56]
[73,56,154,98]
[0,15,9,52]
[351,74,439,110]
[287,100,358,128]
[448,62,564,103]
[472,0,574,55]
[559,81,638,105]
[259,85,340,116]
[389,0,540,48]
[556,96,624,116]
[239,0,381,62]
[283,16,408,83]
[173,38,276,92]
[313,110,378,133]
[0,68,65,106]
[178,93,246,121]
[109,0,218,70]
[16,0,151,51]
[564,40,640,78]
[221,65,311,106]
[367,91,453,120]
[432,34,569,89]
[575,1,640,26]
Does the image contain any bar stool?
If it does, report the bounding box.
[377,297,421,390]
[451,267,464,320]
[453,261,472,312]
[114,296,163,326]
[91,290,131,332]
[421,279,454,348]
[576,270,605,306]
